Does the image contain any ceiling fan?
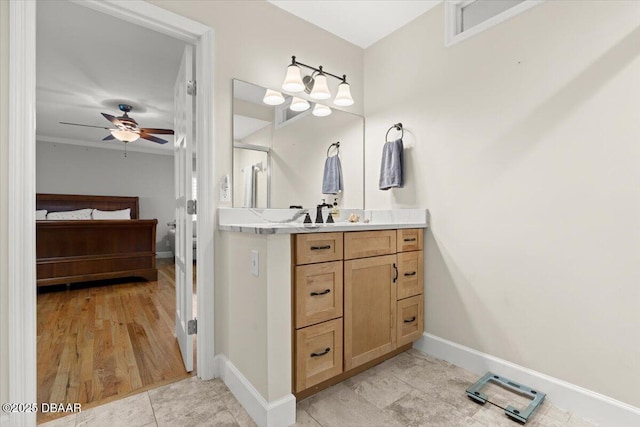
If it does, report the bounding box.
[60,103,174,144]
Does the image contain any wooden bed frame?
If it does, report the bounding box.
[36,194,158,287]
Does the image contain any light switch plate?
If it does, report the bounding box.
[250,250,259,277]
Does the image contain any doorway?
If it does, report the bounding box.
[6,2,215,426]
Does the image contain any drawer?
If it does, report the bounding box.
[295,233,343,265]
[295,318,343,392]
[344,230,396,260]
[397,295,423,347]
[397,228,423,252]
[295,261,343,329]
[396,251,423,300]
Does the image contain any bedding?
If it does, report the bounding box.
[92,208,131,220]
[46,208,92,220]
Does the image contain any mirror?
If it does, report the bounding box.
[233,79,364,209]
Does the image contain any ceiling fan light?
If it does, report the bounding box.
[282,64,305,92]
[110,129,140,143]
[312,103,332,117]
[334,81,354,106]
[310,74,331,100]
[263,89,285,105]
[290,97,310,112]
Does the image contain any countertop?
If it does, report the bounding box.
[218,208,428,235]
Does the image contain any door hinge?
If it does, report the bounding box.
[187,199,197,215]
[187,80,196,96]
[188,318,197,335]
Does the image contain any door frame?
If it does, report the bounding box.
[7,1,216,425]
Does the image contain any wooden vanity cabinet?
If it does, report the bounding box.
[293,228,424,396]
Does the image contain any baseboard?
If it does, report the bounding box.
[155,251,174,259]
[214,355,296,427]
[414,333,640,427]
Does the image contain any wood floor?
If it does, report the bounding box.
[37,259,194,423]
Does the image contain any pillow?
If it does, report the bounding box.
[46,208,93,220]
[36,210,47,220]
[92,208,131,220]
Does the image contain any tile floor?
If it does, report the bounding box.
[41,349,597,427]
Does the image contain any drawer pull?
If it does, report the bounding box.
[404,316,417,323]
[310,347,331,357]
[404,237,417,242]
[310,245,331,250]
[310,289,331,296]
[404,271,417,277]
[393,263,398,283]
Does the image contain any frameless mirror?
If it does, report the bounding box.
[233,79,364,209]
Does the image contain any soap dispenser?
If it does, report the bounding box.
[331,198,340,219]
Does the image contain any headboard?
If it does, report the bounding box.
[36,194,140,219]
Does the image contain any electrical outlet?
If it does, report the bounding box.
[250,250,259,277]
[220,174,231,202]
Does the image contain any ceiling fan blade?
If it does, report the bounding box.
[139,133,169,144]
[101,113,124,127]
[138,128,174,135]
[59,121,111,130]
[103,134,115,141]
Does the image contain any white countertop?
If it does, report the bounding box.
[218,208,428,235]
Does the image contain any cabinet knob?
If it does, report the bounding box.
[310,245,331,250]
[393,263,398,283]
[403,237,417,242]
[404,316,417,324]
[404,271,417,277]
[310,289,331,296]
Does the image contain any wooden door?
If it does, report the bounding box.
[344,254,397,370]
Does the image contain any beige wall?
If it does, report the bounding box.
[147,0,364,367]
[0,0,9,407]
[0,0,364,407]
[364,1,640,407]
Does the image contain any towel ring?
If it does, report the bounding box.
[327,141,340,157]
[385,123,403,142]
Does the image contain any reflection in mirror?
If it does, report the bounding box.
[233,79,364,210]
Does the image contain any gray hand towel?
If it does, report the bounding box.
[379,138,404,190]
[322,155,343,195]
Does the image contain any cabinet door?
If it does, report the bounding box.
[344,254,397,370]
[397,251,423,300]
[397,295,423,347]
[295,318,343,392]
[295,261,343,329]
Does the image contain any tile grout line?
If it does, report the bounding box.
[147,391,159,426]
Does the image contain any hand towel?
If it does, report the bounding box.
[379,138,404,190]
[322,155,343,195]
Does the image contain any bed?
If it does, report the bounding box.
[36,193,158,287]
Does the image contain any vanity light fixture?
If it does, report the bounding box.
[290,97,310,112]
[281,56,354,106]
[312,103,332,117]
[263,89,285,105]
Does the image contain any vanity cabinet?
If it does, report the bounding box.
[293,228,424,396]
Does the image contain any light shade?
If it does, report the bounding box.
[310,74,331,100]
[290,97,310,112]
[333,81,354,106]
[312,103,332,117]
[110,129,140,142]
[282,64,305,92]
[263,89,285,105]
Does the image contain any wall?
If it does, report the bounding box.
[36,142,175,252]
[364,1,640,407]
[0,0,9,407]
[147,0,364,394]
